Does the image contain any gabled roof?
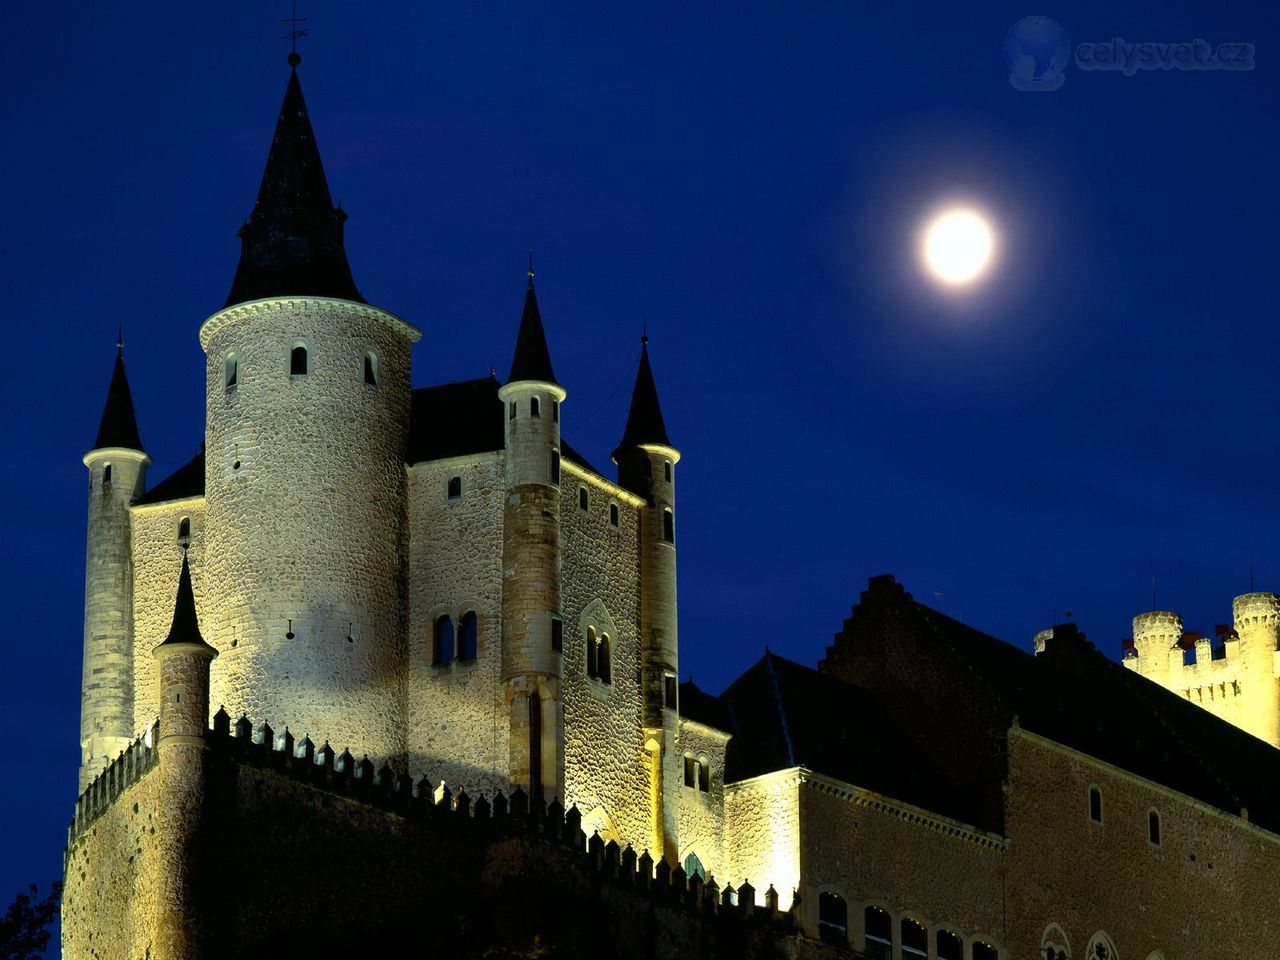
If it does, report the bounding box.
[93,347,143,452]
[225,61,363,308]
[135,449,204,506]
[616,339,671,451]
[507,279,558,385]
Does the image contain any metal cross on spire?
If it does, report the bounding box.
[282,2,308,66]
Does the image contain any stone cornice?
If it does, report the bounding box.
[199,297,422,350]
[562,458,646,508]
[130,494,206,514]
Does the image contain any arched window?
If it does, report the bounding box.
[551,616,563,652]
[901,918,927,960]
[1148,809,1161,846]
[586,626,598,678]
[817,892,848,945]
[551,449,561,485]
[102,463,112,485]
[1084,932,1116,960]
[530,397,540,418]
[225,352,238,390]
[973,942,999,960]
[579,487,589,511]
[664,460,672,481]
[863,906,891,960]
[609,503,619,527]
[447,476,462,500]
[290,344,309,376]
[683,852,705,883]
[458,611,477,661]
[1041,924,1071,960]
[697,754,709,792]
[177,517,191,544]
[939,930,964,960]
[364,351,378,386]
[684,755,698,788]
[598,633,611,684]
[663,509,675,543]
[432,615,454,665]
[1089,786,1103,824]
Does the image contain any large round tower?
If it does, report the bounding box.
[613,337,681,862]
[80,341,149,790]
[199,58,420,763]
[1231,592,1280,746]
[498,269,567,803]
[1131,610,1183,687]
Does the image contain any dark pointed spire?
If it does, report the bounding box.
[224,60,364,308]
[93,340,144,452]
[157,552,215,654]
[617,337,671,450]
[507,266,558,385]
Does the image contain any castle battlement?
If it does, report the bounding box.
[1233,592,1280,628]
[67,721,159,848]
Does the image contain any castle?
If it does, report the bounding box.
[65,56,1280,960]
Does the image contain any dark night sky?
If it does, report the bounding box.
[2,1,1276,921]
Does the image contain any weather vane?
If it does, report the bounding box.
[282,2,308,65]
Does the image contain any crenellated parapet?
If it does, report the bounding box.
[67,721,159,848]
[1233,592,1280,629]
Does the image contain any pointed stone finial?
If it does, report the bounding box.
[528,248,535,285]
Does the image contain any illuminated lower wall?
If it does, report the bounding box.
[725,768,801,910]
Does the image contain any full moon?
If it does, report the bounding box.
[921,208,995,286]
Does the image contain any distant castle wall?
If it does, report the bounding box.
[130,498,206,735]
[560,461,650,847]
[405,452,509,795]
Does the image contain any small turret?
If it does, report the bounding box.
[80,339,150,789]
[152,553,216,960]
[1131,611,1183,685]
[497,263,567,804]
[1231,593,1280,745]
[612,337,681,862]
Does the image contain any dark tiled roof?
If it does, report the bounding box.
[408,377,598,473]
[225,64,363,308]
[507,280,558,385]
[679,680,732,733]
[135,449,205,506]
[156,553,215,654]
[719,653,942,812]
[616,340,671,451]
[93,349,143,451]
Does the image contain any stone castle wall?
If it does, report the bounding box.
[725,771,801,912]
[677,718,730,881]
[200,298,417,764]
[559,461,649,847]
[130,499,206,735]
[405,452,509,794]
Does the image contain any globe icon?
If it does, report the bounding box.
[1004,16,1070,91]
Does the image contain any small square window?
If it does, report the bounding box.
[447,476,461,500]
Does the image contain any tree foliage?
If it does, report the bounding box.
[0,883,61,960]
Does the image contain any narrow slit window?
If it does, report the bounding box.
[664,460,672,481]
[579,487,589,511]
[177,517,191,544]
[290,344,309,376]
[551,449,561,485]
[663,509,674,543]
[586,627,599,679]
[697,757,709,792]
[609,504,619,527]
[364,351,378,386]
[664,674,677,708]
[509,401,517,421]
[102,463,112,485]
[225,353,238,390]
[552,400,559,422]
[447,476,462,500]
[550,616,563,652]
[1149,809,1161,846]
[599,633,611,684]
[1089,785,1103,824]
[432,615,454,666]
[458,611,477,661]
[530,397,540,418]
[684,755,697,787]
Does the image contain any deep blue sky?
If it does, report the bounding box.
[1,0,1276,919]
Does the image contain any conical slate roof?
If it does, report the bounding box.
[617,339,671,449]
[224,60,364,308]
[156,553,215,655]
[507,278,558,385]
[93,345,143,452]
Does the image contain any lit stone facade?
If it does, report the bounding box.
[1126,594,1280,748]
[66,59,1280,960]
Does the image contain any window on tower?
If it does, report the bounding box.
[550,616,563,652]
[664,460,672,482]
[509,401,517,421]
[1089,785,1103,824]
[579,487,589,511]
[447,476,462,500]
[364,351,378,386]
[290,344,309,376]
[551,449,561,485]
[177,517,191,545]
[102,463,112,485]
[609,503,619,527]
[552,399,559,422]
[1149,808,1161,846]
[663,509,675,543]
[225,352,238,390]
[531,397,540,417]
[458,611,477,661]
[432,615,454,666]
